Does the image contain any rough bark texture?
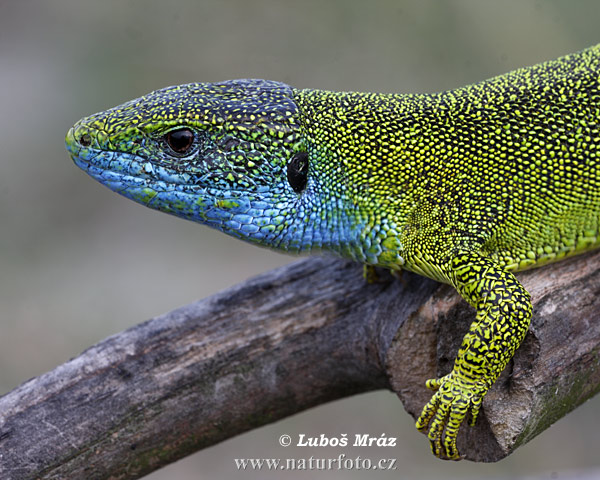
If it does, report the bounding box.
[0,251,599,479]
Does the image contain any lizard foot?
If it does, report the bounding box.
[415,371,486,460]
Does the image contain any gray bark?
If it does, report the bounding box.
[0,251,599,479]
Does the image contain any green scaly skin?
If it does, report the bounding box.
[66,45,600,460]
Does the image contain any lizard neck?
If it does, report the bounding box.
[291,88,432,268]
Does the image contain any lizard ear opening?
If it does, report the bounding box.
[287,152,309,193]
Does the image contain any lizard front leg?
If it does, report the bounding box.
[415,252,532,460]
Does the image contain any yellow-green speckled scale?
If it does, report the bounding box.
[294,46,600,280]
[66,44,600,460]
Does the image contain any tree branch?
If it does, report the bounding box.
[1,251,599,478]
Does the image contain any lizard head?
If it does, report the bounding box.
[66,79,319,249]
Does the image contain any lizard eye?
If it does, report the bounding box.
[287,152,309,193]
[164,128,195,155]
[79,133,92,147]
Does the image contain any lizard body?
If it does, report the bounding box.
[66,44,600,459]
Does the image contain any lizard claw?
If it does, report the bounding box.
[415,371,487,460]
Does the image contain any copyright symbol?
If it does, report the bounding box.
[279,434,291,447]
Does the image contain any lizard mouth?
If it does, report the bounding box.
[65,126,199,194]
[65,125,255,223]
[66,125,224,222]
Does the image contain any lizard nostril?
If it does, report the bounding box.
[79,133,92,147]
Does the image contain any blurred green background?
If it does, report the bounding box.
[1,1,600,479]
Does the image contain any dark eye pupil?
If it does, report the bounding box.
[287,152,309,193]
[165,128,195,154]
[79,133,92,147]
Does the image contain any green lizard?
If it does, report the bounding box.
[65,45,600,460]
